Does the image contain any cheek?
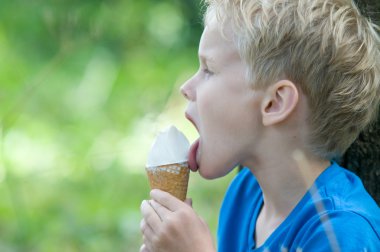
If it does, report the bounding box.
[196,85,221,124]
[198,86,249,131]
[196,93,258,178]
[198,80,232,114]
[197,93,231,137]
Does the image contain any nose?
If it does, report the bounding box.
[180,76,196,101]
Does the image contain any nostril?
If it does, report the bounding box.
[180,77,197,101]
[180,85,190,99]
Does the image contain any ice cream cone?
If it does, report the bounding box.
[146,162,189,201]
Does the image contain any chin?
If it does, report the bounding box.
[199,169,218,180]
[198,163,231,180]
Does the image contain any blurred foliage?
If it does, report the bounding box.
[0,0,236,251]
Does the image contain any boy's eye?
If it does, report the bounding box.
[202,68,213,75]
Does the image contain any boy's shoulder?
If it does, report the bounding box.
[296,208,380,251]
[305,163,380,241]
[219,163,380,250]
[230,162,379,219]
[310,162,380,221]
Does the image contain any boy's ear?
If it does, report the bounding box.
[261,80,299,126]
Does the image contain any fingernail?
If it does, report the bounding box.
[146,200,152,208]
[150,189,158,197]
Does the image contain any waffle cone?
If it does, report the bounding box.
[146,162,189,201]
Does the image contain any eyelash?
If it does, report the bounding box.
[202,68,213,75]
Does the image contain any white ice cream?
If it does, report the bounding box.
[146,126,190,167]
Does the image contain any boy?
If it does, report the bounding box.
[140,0,380,251]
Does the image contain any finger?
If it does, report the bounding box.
[140,244,151,252]
[147,200,163,222]
[185,198,193,207]
[140,219,155,242]
[149,199,172,220]
[142,239,154,252]
[150,189,184,211]
[140,200,161,231]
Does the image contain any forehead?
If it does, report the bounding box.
[199,18,240,62]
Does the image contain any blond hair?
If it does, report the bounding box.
[204,0,380,159]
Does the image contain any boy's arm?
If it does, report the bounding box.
[140,189,216,252]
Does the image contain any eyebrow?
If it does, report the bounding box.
[199,55,215,66]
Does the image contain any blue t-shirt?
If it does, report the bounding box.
[217,162,380,251]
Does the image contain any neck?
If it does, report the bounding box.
[246,149,330,218]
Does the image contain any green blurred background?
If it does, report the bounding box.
[0,0,236,251]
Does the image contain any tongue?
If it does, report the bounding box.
[188,138,200,172]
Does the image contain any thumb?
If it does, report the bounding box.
[185,198,193,207]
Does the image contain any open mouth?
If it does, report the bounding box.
[185,112,199,132]
[188,138,200,171]
[185,112,200,171]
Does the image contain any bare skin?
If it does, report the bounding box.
[140,14,330,251]
[140,190,215,252]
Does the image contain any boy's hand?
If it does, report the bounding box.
[140,189,215,252]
